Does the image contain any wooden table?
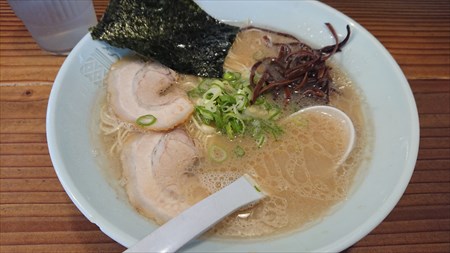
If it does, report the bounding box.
[1,0,449,252]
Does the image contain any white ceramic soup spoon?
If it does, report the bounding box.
[124,105,355,253]
[288,105,356,166]
[124,174,265,253]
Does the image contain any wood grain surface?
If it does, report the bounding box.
[1,0,449,252]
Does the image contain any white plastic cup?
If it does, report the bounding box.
[8,0,98,54]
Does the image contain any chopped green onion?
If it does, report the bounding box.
[136,114,157,127]
[224,114,245,136]
[211,80,225,89]
[238,86,253,100]
[256,134,266,147]
[254,185,261,192]
[234,145,245,157]
[208,145,227,162]
[225,122,234,139]
[254,97,265,105]
[223,71,241,81]
[203,86,222,101]
[190,72,283,146]
[195,106,214,124]
[203,100,217,113]
[198,78,212,91]
[268,108,281,120]
[218,94,236,105]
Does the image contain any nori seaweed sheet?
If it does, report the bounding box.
[90,0,239,78]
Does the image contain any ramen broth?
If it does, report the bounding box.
[95,28,372,239]
[184,76,369,238]
[189,111,357,237]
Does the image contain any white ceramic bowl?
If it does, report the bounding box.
[47,1,419,252]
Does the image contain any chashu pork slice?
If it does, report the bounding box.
[121,129,208,223]
[107,58,194,131]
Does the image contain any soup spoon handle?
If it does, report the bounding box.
[124,174,265,253]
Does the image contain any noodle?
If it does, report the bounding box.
[99,104,131,154]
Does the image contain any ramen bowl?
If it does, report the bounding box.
[46,1,419,252]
